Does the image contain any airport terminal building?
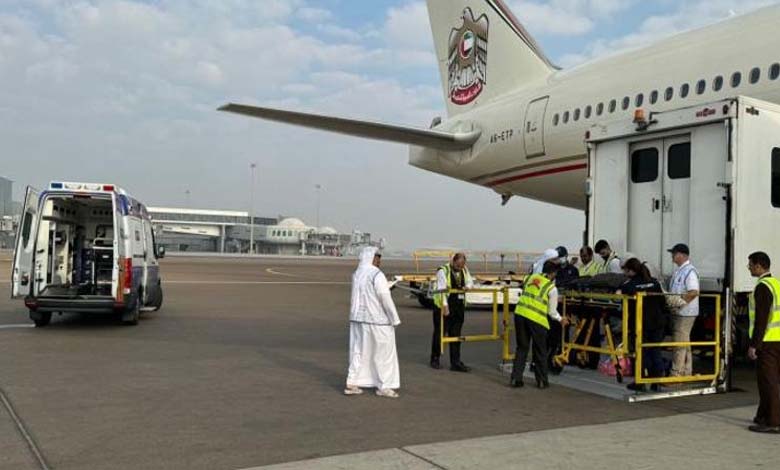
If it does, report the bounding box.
[0,176,18,249]
[148,207,380,256]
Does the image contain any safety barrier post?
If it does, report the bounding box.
[635,293,722,385]
[502,286,513,362]
[439,296,445,355]
[635,292,644,385]
[491,289,498,338]
[714,293,721,382]
[621,295,629,355]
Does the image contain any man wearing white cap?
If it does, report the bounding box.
[531,248,561,274]
[345,247,402,398]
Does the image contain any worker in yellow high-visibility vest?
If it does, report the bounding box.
[747,251,780,434]
[577,246,602,277]
[510,261,568,389]
[431,253,474,372]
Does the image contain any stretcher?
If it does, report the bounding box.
[553,293,629,383]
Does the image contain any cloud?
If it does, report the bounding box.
[505,0,637,37]
[507,1,593,36]
[316,24,363,42]
[560,0,779,67]
[0,0,459,250]
[383,1,432,50]
[296,6,334,23]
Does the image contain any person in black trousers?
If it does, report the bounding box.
[511,261,567,389]
[431,253,473,372]
[619,257,666,392]
[746,251,780,433]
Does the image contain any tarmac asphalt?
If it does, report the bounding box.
[0,256,763,469]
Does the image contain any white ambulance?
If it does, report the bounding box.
[11,182,164,327]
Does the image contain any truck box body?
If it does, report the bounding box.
[587,96,780,294]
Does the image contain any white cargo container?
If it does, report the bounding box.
[586,96,780,358]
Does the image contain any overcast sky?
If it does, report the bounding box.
[2,0,778,251]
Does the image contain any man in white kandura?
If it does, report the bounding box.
[345,247,402,398]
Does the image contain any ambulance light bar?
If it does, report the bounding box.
[49,182,116,192]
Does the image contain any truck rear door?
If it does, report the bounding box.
[627,140,664,270]
[732,101,780,292]
[12,186,40,298]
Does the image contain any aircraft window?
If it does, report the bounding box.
[680,83,690,98]
[773,148,780,208]
[631,148,659,184]
[584,105,592,119]
[563,111,570,123]
[622,96,630,110]
[553,114,559,126]
[609,99,617,113]
[750,67,760,84]
[665,87,674,101]
[696,79,706,95]
[574,109,581,121]
[731,71,742,88]
[635,94,644,107]
[713,75,724,91]
[650,90,659,104]
[596,103,604,116]
[668,143,691,180]
[770,63,780,80]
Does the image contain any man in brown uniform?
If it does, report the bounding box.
[747,251,780,434]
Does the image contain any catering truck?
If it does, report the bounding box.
[586,96,780,378]
[11,182,164,327]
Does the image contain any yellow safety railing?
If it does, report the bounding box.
[634,292,721,385]
[435,287,512,355]
[551,290,722,386]
[412,250,539,274]
[553,291,633,381]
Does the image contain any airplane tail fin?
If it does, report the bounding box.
[426,0,556,116]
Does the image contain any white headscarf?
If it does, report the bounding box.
[532,248,560,274]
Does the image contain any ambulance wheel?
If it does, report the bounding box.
[122,298,140,326]
[30,311,51,328]
[152,285,163,311]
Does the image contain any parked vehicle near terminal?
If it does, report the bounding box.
[11,182,164,327]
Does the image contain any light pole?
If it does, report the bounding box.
[315,184,322,229]
[249,163,256,255]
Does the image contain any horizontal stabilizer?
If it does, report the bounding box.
[218,103,480,152]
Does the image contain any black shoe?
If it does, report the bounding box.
[430,358,441,370]
[510,378,524,388]
[626,382,647,392]
[450,362,471,373]
[748,424,780,434]
[536,379,549,389]
[754,416,767,426]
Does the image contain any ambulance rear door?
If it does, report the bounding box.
[12,186,40,298]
